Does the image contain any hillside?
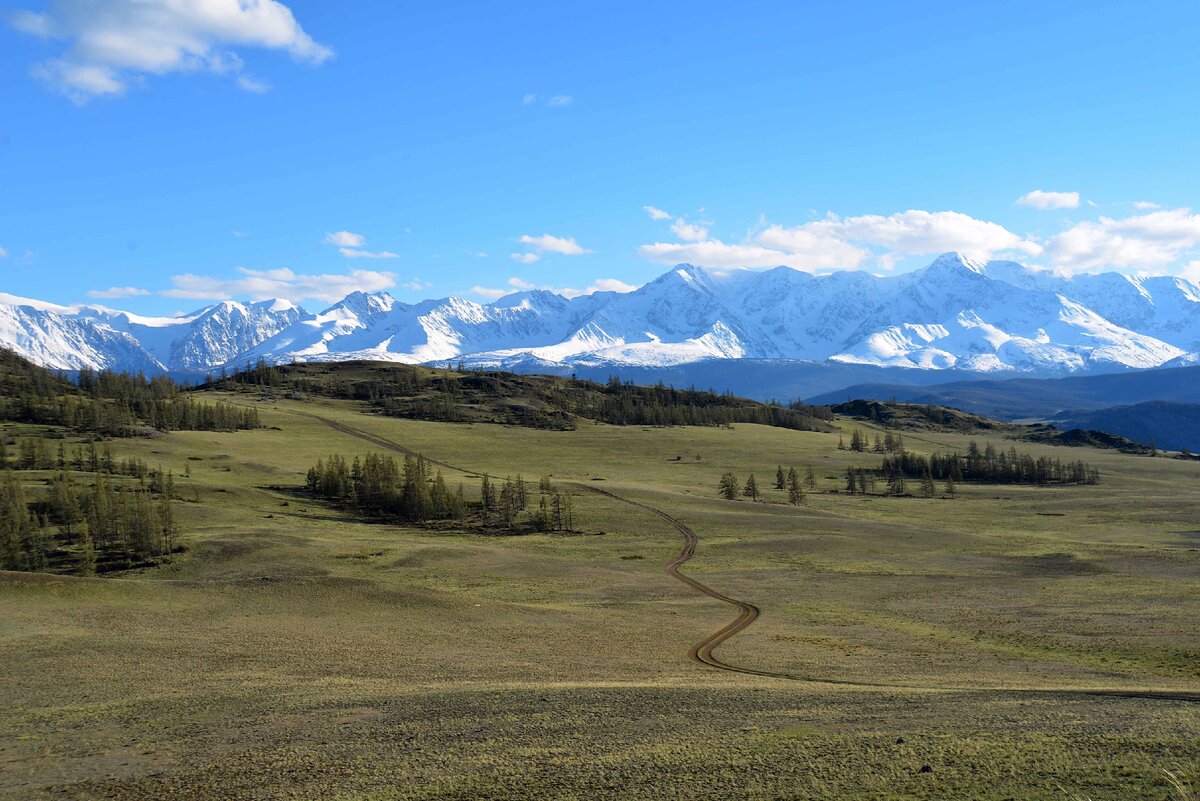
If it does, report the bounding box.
[1052,401,1200,453]
[4,369,1199,799]
[204,360,836,432]
[807,365,1200,418]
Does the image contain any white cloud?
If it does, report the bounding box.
[1043,208,1200,272]
[11,0,332,102]
[87,285,150,298]
[471,275,639,301]
[642,209,1035,271]
[470,285,508,300]
[670,218,709,242]
[231,230,249,238]
[640,238,846,270]
[340,248,399,259]
[324,230,365,247]
[547,94,572,107]
[517,233,591,255]
[1016,190,1081,210]
[510,252,540,264]
[235,74,271,94]
[400,278,432,292]
[161,267,395,303]
[809,210,1040,258]
[1179,261,1200,284]
[0,246,8,258]
[522,93,536,105]
[643,205,672,221]
[570,278,638,296]
[1134,201,1161,210]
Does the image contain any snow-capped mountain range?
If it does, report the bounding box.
[3,253,1199,376]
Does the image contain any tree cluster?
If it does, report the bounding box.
[720,464,814,505]
[880,441,1100,486]
[2,469,179,574]
[0,350,259,437]
[306,453,465,522]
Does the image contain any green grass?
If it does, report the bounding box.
[2,391,1199,799]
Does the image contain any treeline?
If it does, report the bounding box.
[1,436,158,477]
[214,361,834,432]
[1,469,179,574]
[718,465,818,505]
[880,441,1100,487]
[305,453,577,532]
[0,349,259,436]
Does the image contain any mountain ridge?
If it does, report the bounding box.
[3,253,1198,376]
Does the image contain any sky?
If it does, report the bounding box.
[2,0,1200,314]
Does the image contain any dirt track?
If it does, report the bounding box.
[295,409,1200,703]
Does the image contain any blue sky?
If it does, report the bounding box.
[2,1,1200,313]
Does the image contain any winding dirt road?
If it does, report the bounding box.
[290,407,1200,703]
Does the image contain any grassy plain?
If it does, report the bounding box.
[2,387,1199,799]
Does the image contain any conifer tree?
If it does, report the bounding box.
[774,465,785,490]
[743,474,759,501]
[718,472,739,500]
[787,468,804,505]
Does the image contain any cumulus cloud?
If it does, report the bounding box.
[510,252,540,264]
[518,233,591,255]
[87,285,150,298]
[469,285,508,300]
[161,267,395,303]
[643,205,672,221]
[1043,208,1200,272]
[641,209,1037,271]
[1016,190,1081,210]
[670,218,708,242]
[10,0,332,102]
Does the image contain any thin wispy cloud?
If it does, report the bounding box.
[1016,189,1081,210]
[87,286,151,299]
[471,276,637,301]
[324,230,398,259]
[162,267,396,303]
[9,0,332,103]
[643,205,672,221]
[517,234,590,255]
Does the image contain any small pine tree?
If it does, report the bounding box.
[718,472,740,500]
[743,474,759,501]
[787,469,804,505]
[775,465,785,490]
[944,475,956,498]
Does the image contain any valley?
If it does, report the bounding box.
[2,360,1199,799]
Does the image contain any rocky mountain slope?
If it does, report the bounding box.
[2,253,1197,375]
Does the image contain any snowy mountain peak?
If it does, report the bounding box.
[3,256,1199,376]
[924,251,988,277]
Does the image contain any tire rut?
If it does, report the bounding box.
[291,409,1200,705]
